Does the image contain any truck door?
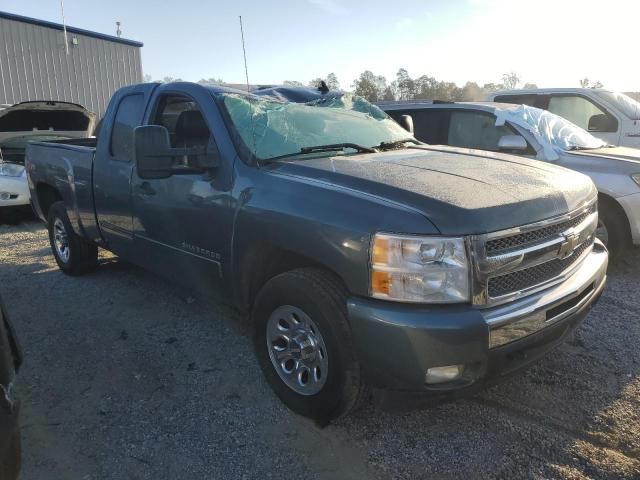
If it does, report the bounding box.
[130,88,235,295]
[94,83,158,258]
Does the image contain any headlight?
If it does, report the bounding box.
[632,173,640,187]
[370,233,470,303]
[0,163,24,177]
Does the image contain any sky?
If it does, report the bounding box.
[2,0,640,91]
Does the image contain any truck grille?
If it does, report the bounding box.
[487,239,593,298]
[485,204,596,255]
[471,202,598,305]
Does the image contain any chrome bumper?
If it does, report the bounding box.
[483,240,608,348]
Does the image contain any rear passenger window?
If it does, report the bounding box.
[493,94,538,107]
[110,94,144,160]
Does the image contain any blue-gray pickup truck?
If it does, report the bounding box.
[26,82,608,423]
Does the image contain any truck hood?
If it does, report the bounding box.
[272,146,597,235]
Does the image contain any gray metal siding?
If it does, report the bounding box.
[0,17,142,116]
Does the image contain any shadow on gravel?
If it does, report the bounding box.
[0,207,37,226]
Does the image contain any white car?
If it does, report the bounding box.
[487,88,640,148]
[0,101,95,222]
[381,101,640,255]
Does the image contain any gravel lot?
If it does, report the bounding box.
[1,219,639,480]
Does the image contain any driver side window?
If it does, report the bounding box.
[151,94,211,166]
[447,110,513,151]
[547,95,607,131]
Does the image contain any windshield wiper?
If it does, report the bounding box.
[262,143,377,163]
[375,139,422,151]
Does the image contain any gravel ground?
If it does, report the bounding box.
[1,219,639,480]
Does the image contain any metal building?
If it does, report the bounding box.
[0,11,143,116]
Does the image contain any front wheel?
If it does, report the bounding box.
[252,268,368,425]
[47,202,98,275]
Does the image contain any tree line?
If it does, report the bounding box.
[143,70,604,103]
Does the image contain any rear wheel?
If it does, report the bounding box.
[47,202,98,275]
[597,198,630,258]
[252,268,368,425]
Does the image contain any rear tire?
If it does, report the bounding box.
[47,202,98,275]
[252,268,368,425]
[597,198,630,258]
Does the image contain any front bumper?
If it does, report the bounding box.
[0,172,29,208]
[617,191,640,245]
[347,241,608,391]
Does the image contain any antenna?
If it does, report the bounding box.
[60,0,69,55]
[116,21,122,38]
[239,16,250,93]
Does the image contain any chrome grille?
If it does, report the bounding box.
[487,239,593,298]
[485,204,596,255]
[470,201,598,306]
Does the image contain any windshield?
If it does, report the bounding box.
[220,92,412,161]
[594,90,640,120]
[501,105,607,151]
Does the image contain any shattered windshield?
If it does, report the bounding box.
[500,105,607,151]
[594,90,640,120]
[220,93,411,161]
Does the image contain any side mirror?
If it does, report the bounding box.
[134,125,221,179]
[498,134,528,151]
[398,114,414,134]
[588,113,617,133]
[134,125,175,179]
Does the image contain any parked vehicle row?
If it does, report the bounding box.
[26,82,607,423]
[380,100,640,255]
[0,101,95,223]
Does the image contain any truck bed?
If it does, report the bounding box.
[26,139,99,240]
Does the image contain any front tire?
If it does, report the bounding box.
[252,268,368,425]
[47,202,98,275]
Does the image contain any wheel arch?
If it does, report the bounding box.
[34,182,63,220]
[598,192,632,249]
[236,242,349,312]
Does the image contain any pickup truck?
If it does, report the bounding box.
[26,82,608,424]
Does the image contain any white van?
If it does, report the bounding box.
[487,88,640,147]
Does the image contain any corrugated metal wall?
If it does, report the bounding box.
[0,17,142,116]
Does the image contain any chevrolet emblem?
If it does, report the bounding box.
[558,231,579,259]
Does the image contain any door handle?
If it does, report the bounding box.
[136,181,156,196]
